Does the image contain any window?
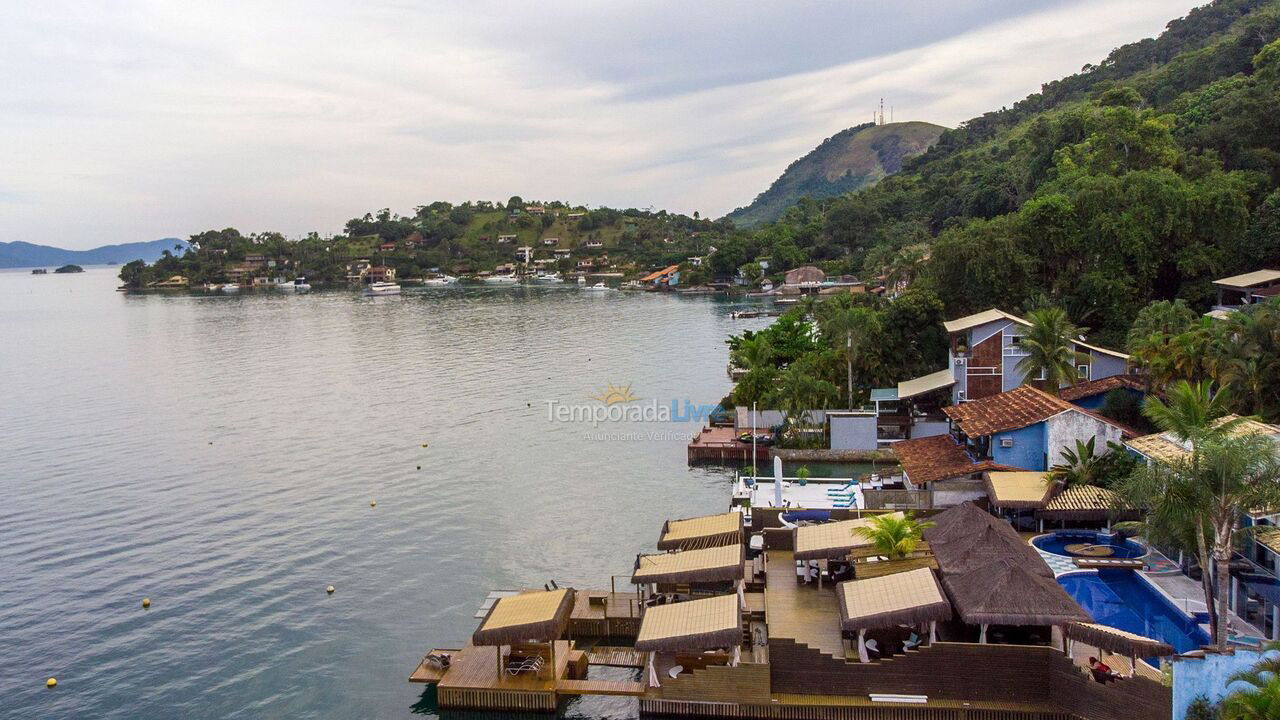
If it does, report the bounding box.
[1009,335,1022,346]
[1077,364,1090,380]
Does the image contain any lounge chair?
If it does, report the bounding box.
[826,481,857,495]
[831,497,858,508]
[902,633,921,651]
[425,652,452,669]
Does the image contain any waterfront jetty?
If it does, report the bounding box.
[410,504,1174,719]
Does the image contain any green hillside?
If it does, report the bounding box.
[736,0,1280,348]
[724,121,946,228]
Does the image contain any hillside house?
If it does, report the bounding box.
[1212,269,1280,312]
[244,254,266,265]
[542,237,559,246]
[365,265,396,283]
[527,205,546,215]
[585,239,604,249]
[895,308,1130,405]
[944,385,1133,472]
[553,248,571,259]
[378,241,397,252]
[640,264,681,288]
[515,246,534,263]
[497,234,517,244]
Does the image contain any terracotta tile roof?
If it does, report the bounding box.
[945,386,1074,437]
[945,385,1137,438]
[1059,375,1146,402]
[892,434,1021,484]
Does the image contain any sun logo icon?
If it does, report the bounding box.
[592,383,638,405]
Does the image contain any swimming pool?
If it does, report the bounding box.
[1033,531,1147,559]
[1058,570,1209,659]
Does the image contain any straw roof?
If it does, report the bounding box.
[632,544,744,585]
[1126,416,1280,464]
[1064,622,1175,658]
[929,523,1053,578]
[1038,485,1133,521]
[634,594,741,652]
[472,588,575,646]
[941,558,1089,626]
[837,567,952,631]
[658,512,744,551]
[985,472,1055,510]
[793,513,904,561]
[923,502,1004,545]
[1254,526,1280,556]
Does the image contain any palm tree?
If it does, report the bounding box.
[1220,641,1280,719]
[1119,433,1280,651]
[1142,380,1242,444]
[823,307,882,409]
[1048,438,1103,488]
[854,513,935,560]
[1015,307,1088,395]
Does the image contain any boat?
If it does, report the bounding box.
[292,277,311,292]
[584,282,613,291]
[483,274,519,285]
[577,276,587,285]
[532,273,563,284]
[31,268,48,275]
[220,283,240,293]
[364,281,402,296]
[424,275,459,286]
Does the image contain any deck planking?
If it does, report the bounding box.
[557,678,647,696]
[763,550,846,659]
[436,640,572,693]
[408,648,462,683]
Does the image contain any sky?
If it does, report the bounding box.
[0,1,1203,249]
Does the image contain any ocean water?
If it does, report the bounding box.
[0,267,772,719]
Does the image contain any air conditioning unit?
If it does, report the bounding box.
[999,437,1014,448]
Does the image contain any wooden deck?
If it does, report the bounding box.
[762,550,848,660]
[689,426,772,464]
[557,678,647,696]
[587,646,646,667]
[435,640,571,692]
[408,648,462,683]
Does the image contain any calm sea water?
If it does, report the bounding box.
[0,267,772,719]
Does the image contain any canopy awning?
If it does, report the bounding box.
[634,594,741,652]
[632,544,744,585]
[1064,622,1175,658]
[985,472,1054,510]
[472,588,575,646]
[897,369,956,400]
[793,513,904,561]
[658,512,744,551]
[837,567,952,632]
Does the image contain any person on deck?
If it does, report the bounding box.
[1088,657,1120,683]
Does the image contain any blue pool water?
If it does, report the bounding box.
[1033,531,1146,559]
[1058,570,1210,657]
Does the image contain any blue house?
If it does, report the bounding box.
[944,385,1132,472]
[893,308,1131,406]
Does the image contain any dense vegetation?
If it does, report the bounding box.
[119,198,733,288]
[728,0,1280,348]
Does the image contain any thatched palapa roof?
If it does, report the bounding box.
[1064,622,1175,658]
[634,594,741,652]
[472,588,575,646]
[941,557,1089,627]
[837,567,952,631]
[929,523,1052,578]
[1038,484,1134,521]
[632,544,744,585]
[658,511,744,551]
[793,513,904,561]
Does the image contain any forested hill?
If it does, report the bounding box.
[724,121,945,228]
[0,239,185,268]
[727,0,1280,348]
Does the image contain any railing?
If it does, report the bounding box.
[863,489,932,510]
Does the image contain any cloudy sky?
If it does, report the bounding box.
[1,1,1200,249]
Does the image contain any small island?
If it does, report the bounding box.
[53,264,84,274]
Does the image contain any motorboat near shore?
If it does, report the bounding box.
[364,281,402,296]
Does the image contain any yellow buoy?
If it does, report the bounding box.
[142,597,151,609]
[47,678,57,688]
[370,500,377,507]
[421,443,428,448]
[326,585,335,594]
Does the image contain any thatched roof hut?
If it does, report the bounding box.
[1038,485,1136,523]
[836,567,952,632]
[929,523,1053,578]
[632,544,744,585]
[1063,622,1175,658]
[985,471,1055,511]
[793,513,904,561]
[634,595,741,652]
[471,588,575,646]
[922,502,1002,545]
[941,558,1089,627]
[658,512,744,551]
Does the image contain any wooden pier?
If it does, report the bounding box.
[688,426,772,464]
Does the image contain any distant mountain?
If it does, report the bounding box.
[0,238,187,269]
[725,120,946,228]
